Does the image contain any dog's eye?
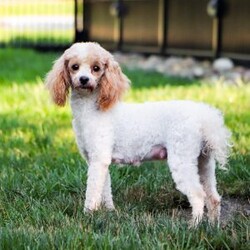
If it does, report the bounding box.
[93,65,100,72]
[72,64,79,71]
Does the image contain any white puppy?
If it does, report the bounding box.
[45,42,231,226]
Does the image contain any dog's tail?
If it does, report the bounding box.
[202,106,232,169]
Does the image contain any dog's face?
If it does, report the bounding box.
[45,42,130,111]
[67,57,104,91]
[66,44,106,92]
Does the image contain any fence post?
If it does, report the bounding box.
[74,0,88,43]
[110,0,127,50]
[160,0,167,54]
[207,0,223,58]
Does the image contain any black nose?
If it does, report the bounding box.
[79,76,89,85]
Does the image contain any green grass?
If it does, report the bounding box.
[0,48,249,249]
[0,29,74,46]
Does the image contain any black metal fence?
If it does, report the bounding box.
[0,0,75,49]
[1,0,250,63]
[78,0,250,63]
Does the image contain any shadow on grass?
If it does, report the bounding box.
[0,48,59,85]
[0,34,71,56]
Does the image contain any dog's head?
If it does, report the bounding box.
[45,42,130,111]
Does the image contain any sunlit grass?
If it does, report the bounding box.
[0,29,74,45]
[0,48,249,249]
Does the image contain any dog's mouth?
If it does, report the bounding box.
[74,84,95,92]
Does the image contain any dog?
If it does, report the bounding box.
[45,42,231,226]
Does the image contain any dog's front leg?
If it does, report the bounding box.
[102,172,115,210]
[84,161,110,212]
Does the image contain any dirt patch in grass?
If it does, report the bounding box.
[124,185,249,225]
[174,197,250,224]
[220,197,250,223]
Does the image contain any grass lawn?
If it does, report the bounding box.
[0,48,249,249]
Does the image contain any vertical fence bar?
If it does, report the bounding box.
[74,0,78,41]
[212,16,222,58]
[74,0,85,42]
[82,0,89,42]
[160,0,167,53]
[209,0,223,58]
[117,0,123,50]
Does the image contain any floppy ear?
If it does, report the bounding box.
[98,58,130,111]
[45,54,71,106]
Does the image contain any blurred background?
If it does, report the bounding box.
[1,0,250,63]
[0,0,74,49]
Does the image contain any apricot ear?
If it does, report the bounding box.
[45,55,71,106]
[98,58,130,111]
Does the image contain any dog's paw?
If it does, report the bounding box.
[104,203,116,211]
[84,203,100,213]
[84,207,94,214]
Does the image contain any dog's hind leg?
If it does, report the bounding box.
[167,153,206,226]
[198,154,221,224]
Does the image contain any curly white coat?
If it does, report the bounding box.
[45,42,231,226]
